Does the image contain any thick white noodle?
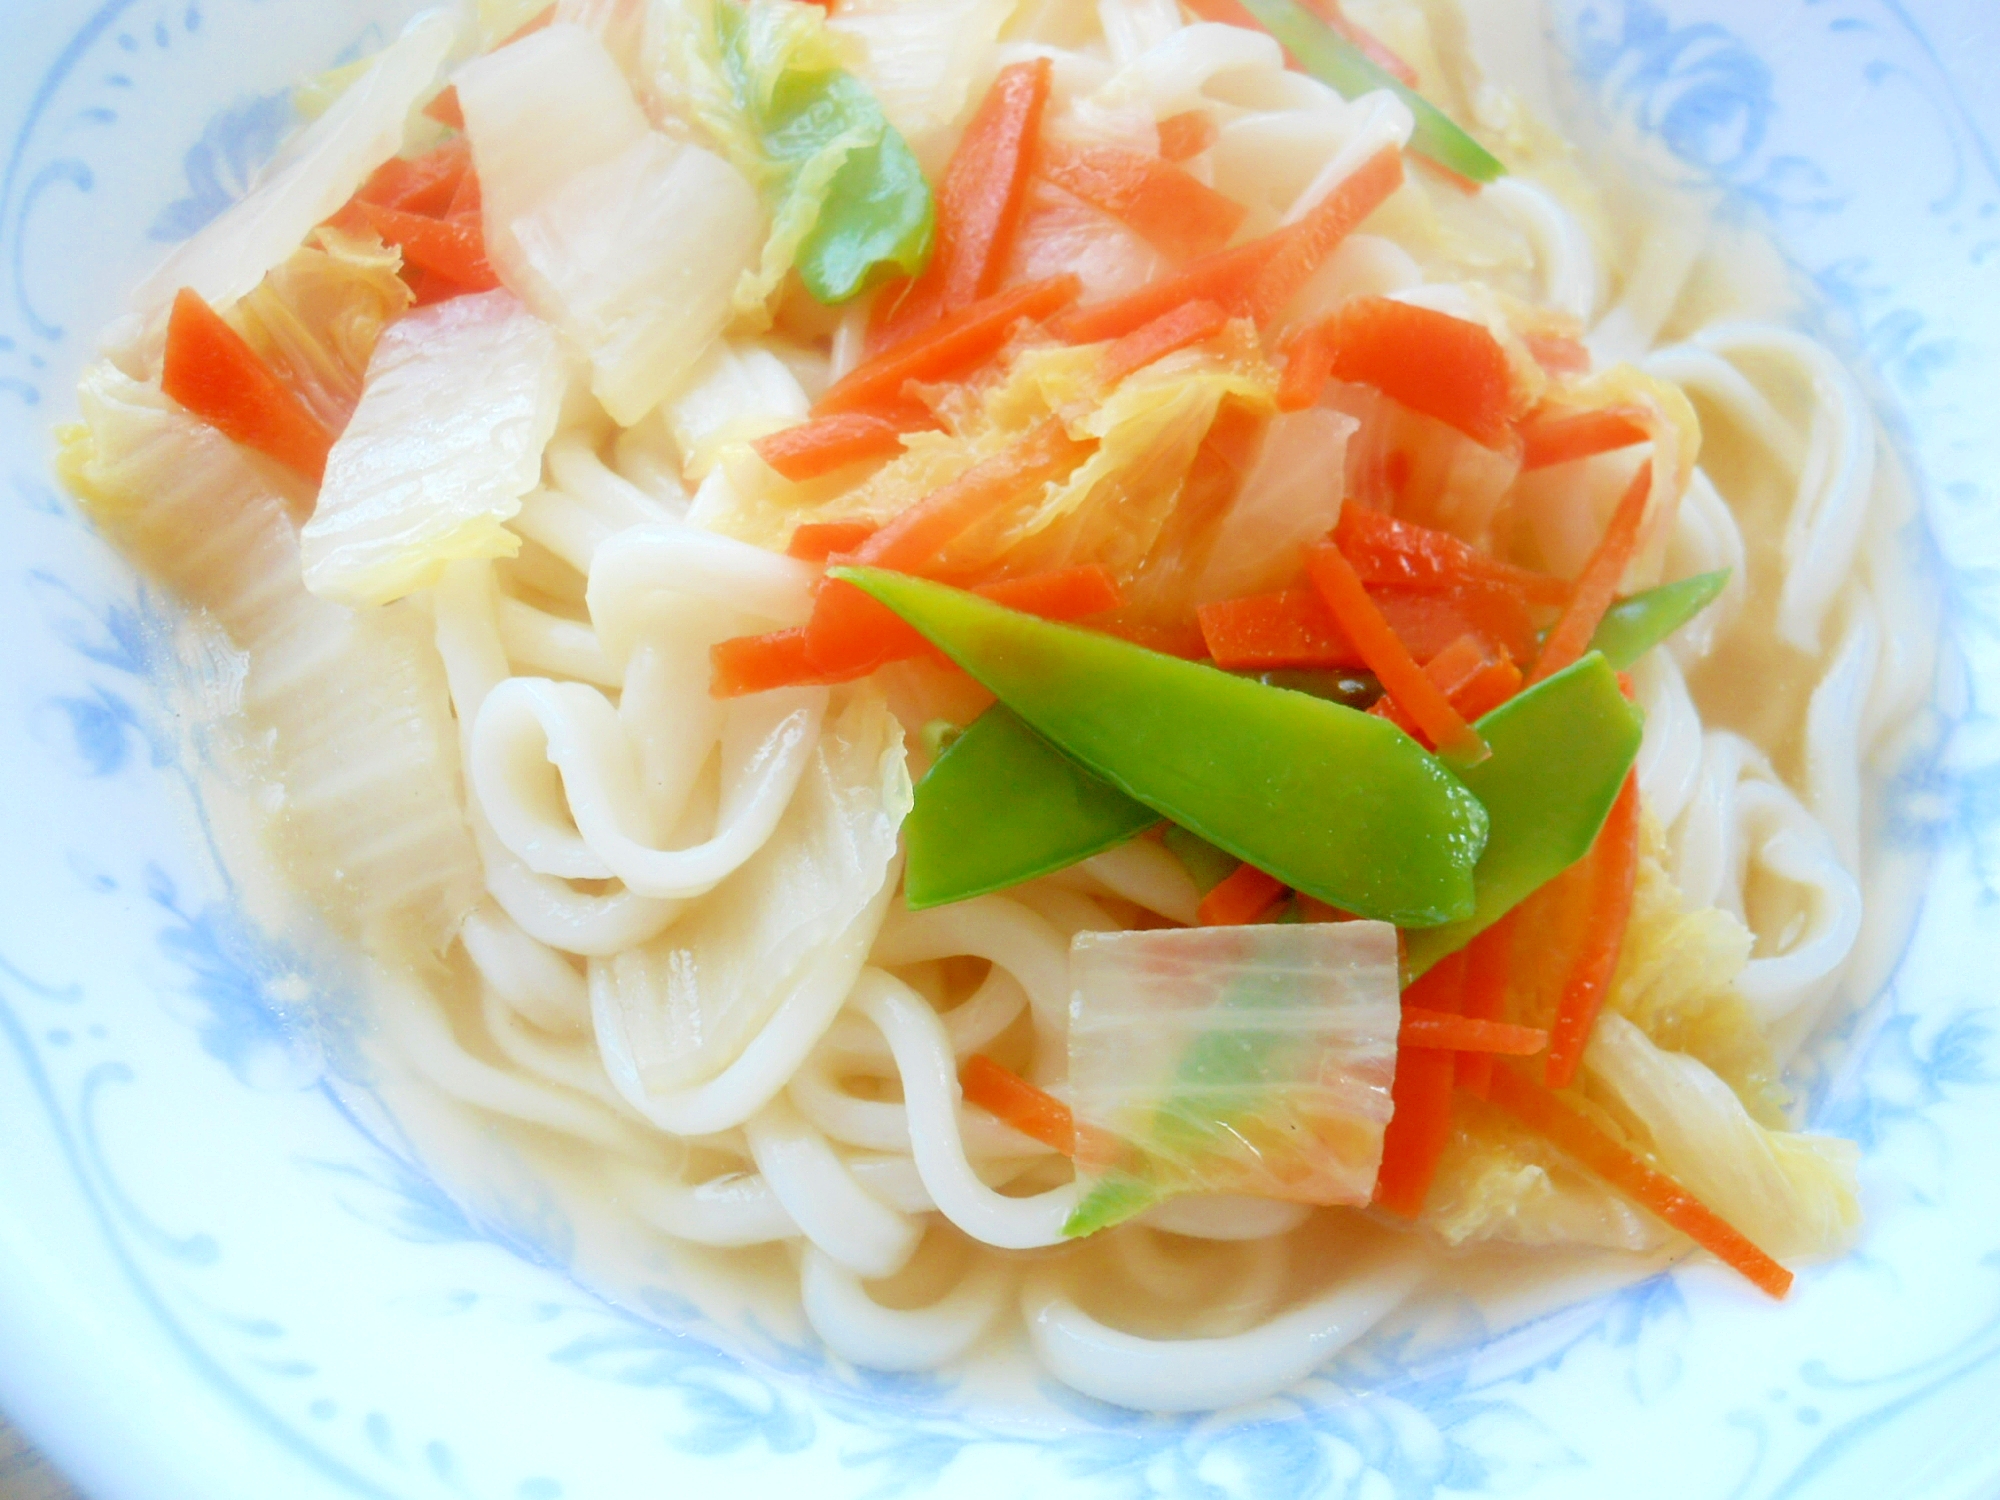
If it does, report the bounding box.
[1483,178,1596,323]
[801,1246,1012,1371]
[744,1095,922,1278]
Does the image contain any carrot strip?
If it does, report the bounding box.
[852,416,1090,577]
[1196,586,1506,670]
[1451,654,1523,720]
[1305,295,1519,448]
[870,59,1054,349]
[1520,407,1652,471]
[1454,910,1516,1098]
[786,520,880,562]
[1543,771,1642,1088]
[1056,235,1291,345]
[1157,110,1218,162]
[1307,544,1487,763]
[1370,635,1523,741]
[754,414,909,481]
[1245,147,1405,325]
[355,138,471,216]
[960,1055,1076,1154]
[1400,1008,1546,1056]
[1038,139,1249,262]
[817,275,1083,418]
[359,203,499,291]
[1100,300,1229,384]
[1373,951,1465,1218]
[1334,505,1573,609]
[1197,862,1289,926]
[710,628,817,698]
[424,86,466,131]
[162,288,334,481]
[979,564,1124,619]
[1528,463,1654,685]
[445,163,483,222]
[1486,1064,1794,1298]
[1277,319,1336,412]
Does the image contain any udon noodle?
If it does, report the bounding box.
[61,0,1931,1412]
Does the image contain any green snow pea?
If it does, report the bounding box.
[1588,570,1730,670]
[1404,653,1642,977]
[716,0,934,303]
[904,705,1158,910]
[1234,0,1507,185]
[836,567,1489,927]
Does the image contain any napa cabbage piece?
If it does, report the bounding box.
[1585,1013,1860,1260]
[302,290,570,608]
[231,226,413,432]
[59,365,479,944]
[125,12,455,348]
[667,338,812,482]
[1193,406,1357,602]
[655,0,933,314]
[826,0,1016,171]
[456,23,763,423]
[1065,922,1400,1236]
[590,688,912,1103]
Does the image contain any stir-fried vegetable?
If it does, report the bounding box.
[162,288,335,481]
[1064,921,1402,1235]
[1529,464,1654,684]
[904,705,1157,909]
[838,567,1491,926]
[1543,771,1642,1086]
[1589,570,1730,668]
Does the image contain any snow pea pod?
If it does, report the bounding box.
[904,705,1157,910]
[1588,570,1730,669]
[1404,653,1642,977]
[837,567,1489,927]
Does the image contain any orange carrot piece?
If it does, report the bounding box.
[445,163,483,222]
[870,59,1054,349]
[1451,654,1523,720]
[424,86,466,131]
[1487,1064,1794,1297]
[1528,463,1654,685]
[710,628,817,698]
[1524,332,1592,376]
[1197,862,1289,926]
[1307,544,1487,763]
[754,414,909,482]
[786,520,881,562]
[817,275,1083,418]
[1056,234,1291,345]
[1334,505,1573,609]
[1520,407,1652,471]
[162,288,334,481]
[1454,910,1516,1098]
[1306,295,1518,448]
[1298,0,1421,84]
[1543,771,1642,1088]
[355,138,471,217]
[1100,300,1229,384]
[979,564,1124,619]
[1373,951,1465,1218]
[852,416,1090,577]
[1278,319,1336,412]
[1197,589,1360,669]
[1157,110,1218,162]
[1245,147,1405,325]
[359,203,499,291]
[1370,635,1523,741]
[1400,1008,1546,1055]
[1038,139,1249,262]
[961,1055,1077,1154]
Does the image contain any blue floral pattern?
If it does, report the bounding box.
[2,1,1999,1497]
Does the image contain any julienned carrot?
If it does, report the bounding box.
[851,416,1090,577]
[817,275,1083,418]
[961,1055,1077,1154]
[1197,861,1289,925]
[355,138,471,216]
[871,59,1053,348]
[1335,505,1573,609]
[1486,1064,1794,1298]
[1454,910,1516,1097]
[1290,295,1518,447]
[1058,237,1290,345]
[1245,147,1405,324]
[1038,140,1249,262]
[1520,406,1651,471]
[1369,634,1523,743]
[1101,300,1229,384]
[445,163,483,222]
[711,561,1122,696]
[754,414,911,482]
[786,520,880,562]
[1543,770,1642,1088]
[1278,319,1336,411]
[1307,544,1487,764]
[1529,463,1654,685]
[1373,950,1464,1218]
[1195,586,1507,670]
[1400,1007,1546,1055]
[1157,110,1219,162]
[359,203,499,291]
[162,288,334,481]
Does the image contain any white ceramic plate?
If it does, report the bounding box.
[4,3,1999,1497]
